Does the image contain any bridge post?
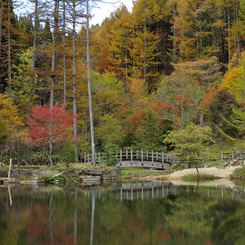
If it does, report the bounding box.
[141,150,143,166]
[162,151,164,168]
[152,151,154,166]
[131,149,133,165]
[98,152,101,165]
[126,150,128,159]
[136,150,138,159]
[84,152,86,163]
[146,151,148,159]
[120,150,122,165]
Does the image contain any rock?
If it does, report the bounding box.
[109,168,121,176]
[80,176,101,186]
[25,177,45,183]
[0,170,7,177]
[82,181,101,186]
[33,170,59,176]
[80,176,101,182]
[223,162,229,166]
[10,169,32,178]
[83,169,105,176]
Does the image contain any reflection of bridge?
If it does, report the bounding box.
[83,182,245,201]
[84,150,174,169]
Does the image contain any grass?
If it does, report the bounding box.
[182,174,219,181]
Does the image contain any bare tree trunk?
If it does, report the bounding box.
[30,0,38,108]
[72,0,78,163]
[8,0,12,98]
[63,0,67,105]
[87,0,96,165]
[50,0,59,166]
[0,0,2,56]
[228,8,231,63]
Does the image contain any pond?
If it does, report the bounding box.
[0,181,245,245]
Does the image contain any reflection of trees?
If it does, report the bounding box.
[1,185,245,245]
[208,199,245,245]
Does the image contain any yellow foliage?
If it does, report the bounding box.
[0,94,24,135]
[219,66,244,101]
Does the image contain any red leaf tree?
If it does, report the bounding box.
[27,104,77,146]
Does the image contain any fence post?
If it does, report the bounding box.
[152,151,154,166]
[221,151,223,162]
[98,152,101,165]
[141,150,143,165]
[162,151,164,167]
[131,149,133,165]
[120,150,122,166]
[136,150,138,159]
[84,152,86,163]
[232,151,234,161]
[126,150,128,159]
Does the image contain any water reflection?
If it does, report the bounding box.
[0,181,245,245]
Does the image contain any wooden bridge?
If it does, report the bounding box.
[84,149,245,169]
[84,150,175,169]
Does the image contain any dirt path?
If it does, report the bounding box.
[144,166,242,181]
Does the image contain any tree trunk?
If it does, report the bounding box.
[63,0,67,105]
[228,8,231,63]
[50,0,59,166]
[0,0,2,56]
[87,0,96,165]
[30,0,38,108]
[8,0,12,98]
[72,0,78,163]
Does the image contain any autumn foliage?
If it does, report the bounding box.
[27,104,76,145]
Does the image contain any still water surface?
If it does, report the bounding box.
[0,181,245,245]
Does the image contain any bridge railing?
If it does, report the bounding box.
[84,150,175,165]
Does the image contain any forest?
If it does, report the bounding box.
[1,0,245,165]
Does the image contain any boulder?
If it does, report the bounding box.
[83,169,105,176]
[32,170,59,176]
[10,169,32,178]
[80,176,101,182]
[0,170,7,177]
[80,176,101,186]
[109,168,121,176]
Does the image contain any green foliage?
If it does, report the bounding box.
[135,110,166,151]
[95,114,124,149]
[101,142,120,166]
[216,107,245,150]
[164,123,213,170]
[57,143,75,164]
